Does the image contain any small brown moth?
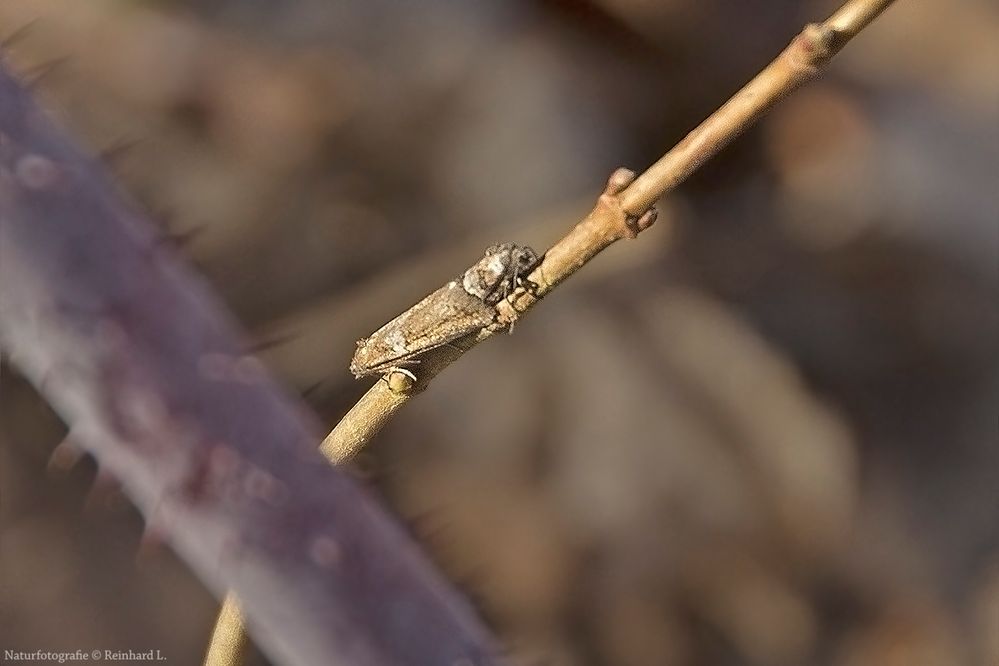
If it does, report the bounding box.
[350,243,541,378]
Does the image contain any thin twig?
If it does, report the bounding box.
[203,594,249,666]
[323,0,898,456]
[206,0,898,663]
[619,0,897,216]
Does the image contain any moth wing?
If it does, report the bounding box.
[351,284,495,376]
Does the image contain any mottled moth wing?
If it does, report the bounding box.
[350,280,496,377]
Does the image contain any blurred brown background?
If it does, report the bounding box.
[1,1,997,664]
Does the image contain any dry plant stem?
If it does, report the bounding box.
[207,390,371,666]
[621,0,896,214]
[209,0,898,662]
[325,0,898,453]
[0,60,500,666]
[204,594,248,666]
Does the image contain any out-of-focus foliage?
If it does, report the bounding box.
[1,1,996,664]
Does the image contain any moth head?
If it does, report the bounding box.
[511,245,541,275]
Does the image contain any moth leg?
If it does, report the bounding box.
[506,255,533,298]
[503,263,541,305]
[517,274,542,297]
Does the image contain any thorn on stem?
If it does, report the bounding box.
[99,137,142,165]
[85,467,126,512]
[48,436,86,473]
[136,525,168,564]
[23,56,70,89]
[148,207,208,251]
[301,380,325,399]
[1,19,40,49]
[169,227,206,248]
[247,331,300,354]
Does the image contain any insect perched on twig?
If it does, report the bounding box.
[349,243,541,378]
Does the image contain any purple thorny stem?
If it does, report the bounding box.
[0,59,499,666]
